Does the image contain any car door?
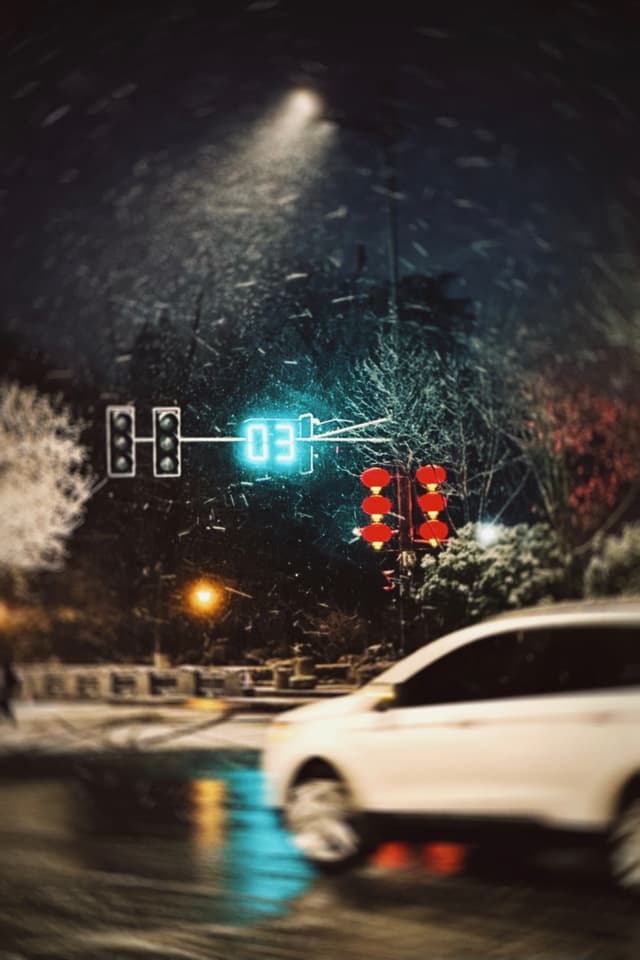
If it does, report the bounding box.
[352,621,640,827]
[349,628,563,818]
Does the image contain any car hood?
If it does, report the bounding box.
[274,690,374,725]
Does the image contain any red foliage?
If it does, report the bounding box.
[529,383,640,534]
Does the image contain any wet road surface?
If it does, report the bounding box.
[0,728,638,959]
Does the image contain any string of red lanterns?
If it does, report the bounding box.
[360,467,393,550]
[358,464,449,550]
[416,464,448,545]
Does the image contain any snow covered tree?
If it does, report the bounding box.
[413,522,575,637]
[584,522,640,598]
[341,329,527,527]
[0,381,94,577]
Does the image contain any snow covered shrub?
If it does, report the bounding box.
[414,522,575,635]
[584,522,640,598]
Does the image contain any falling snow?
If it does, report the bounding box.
[41,105,71,127]
[111,83,138,99]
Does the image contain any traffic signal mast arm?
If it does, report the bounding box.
[106,407,392,478]
[303,417,391,443]
[135,435,244,443]
[122,416,391,443]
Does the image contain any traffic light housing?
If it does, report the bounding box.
[415,464,448,546]
[360,466,393,550]
[106,405,136,477]
[153,406,181,477]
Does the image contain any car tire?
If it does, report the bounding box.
[284,772,371,872]
[609,795,640,894]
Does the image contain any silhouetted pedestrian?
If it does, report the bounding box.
[240,668,255,697]
[0,658,19,724]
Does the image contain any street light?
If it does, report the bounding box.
[288,88,323,121]
[476,523,500,547]
[187,579,222,617]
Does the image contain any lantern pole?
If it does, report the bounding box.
[393,460,413,658]
[393,461,448,657]
[360,463,447,659]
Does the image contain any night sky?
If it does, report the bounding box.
[4,0,640,380]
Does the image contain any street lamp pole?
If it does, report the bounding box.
[323,95,410,656]
[380,134,401,354]
[317,101,402,342]
[380,127,405,655]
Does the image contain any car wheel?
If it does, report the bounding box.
[284,774,369,871]
[609,796,640,893]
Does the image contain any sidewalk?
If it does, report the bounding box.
[0,701,266,755]
[102,683,353,712]
[0,686,354,756]
[207,683,353,712]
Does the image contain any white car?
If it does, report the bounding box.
[263,601,640,889]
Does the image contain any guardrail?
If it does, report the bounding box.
[16,661,354,702]
[17,666,242,701]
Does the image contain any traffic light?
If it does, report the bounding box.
[360,466,393,550]
[415,464,448,546]
[106,405,136,477]
[153,406,181,477]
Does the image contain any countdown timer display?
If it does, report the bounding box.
[238,414,314,473]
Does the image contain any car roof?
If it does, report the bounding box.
[374,599,640,686]
[485,599,640,622]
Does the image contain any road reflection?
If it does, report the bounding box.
[77,753,316,922]
[190,777,225,850]
[0,751,637,960]
[0,750,315,943]
[370,841,467,875]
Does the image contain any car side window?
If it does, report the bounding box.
[396,630,550,708]
[541,626,640,694]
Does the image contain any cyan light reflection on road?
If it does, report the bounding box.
[184,758,316,923]
[0,752,317,936]
[213,767,315,922]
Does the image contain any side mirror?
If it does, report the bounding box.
[373,686,398,712]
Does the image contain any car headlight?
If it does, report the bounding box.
[266,720,298,743]
[361,683,396,709]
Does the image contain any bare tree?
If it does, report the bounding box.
[0,382,94,576]
[341,331,526,526]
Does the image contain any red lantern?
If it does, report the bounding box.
[361,523,393,550]
[418,492,446,516]
[361,494,392,518]
[360,467,391,493]
[416,464,447,489]
[419,519,448,544]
